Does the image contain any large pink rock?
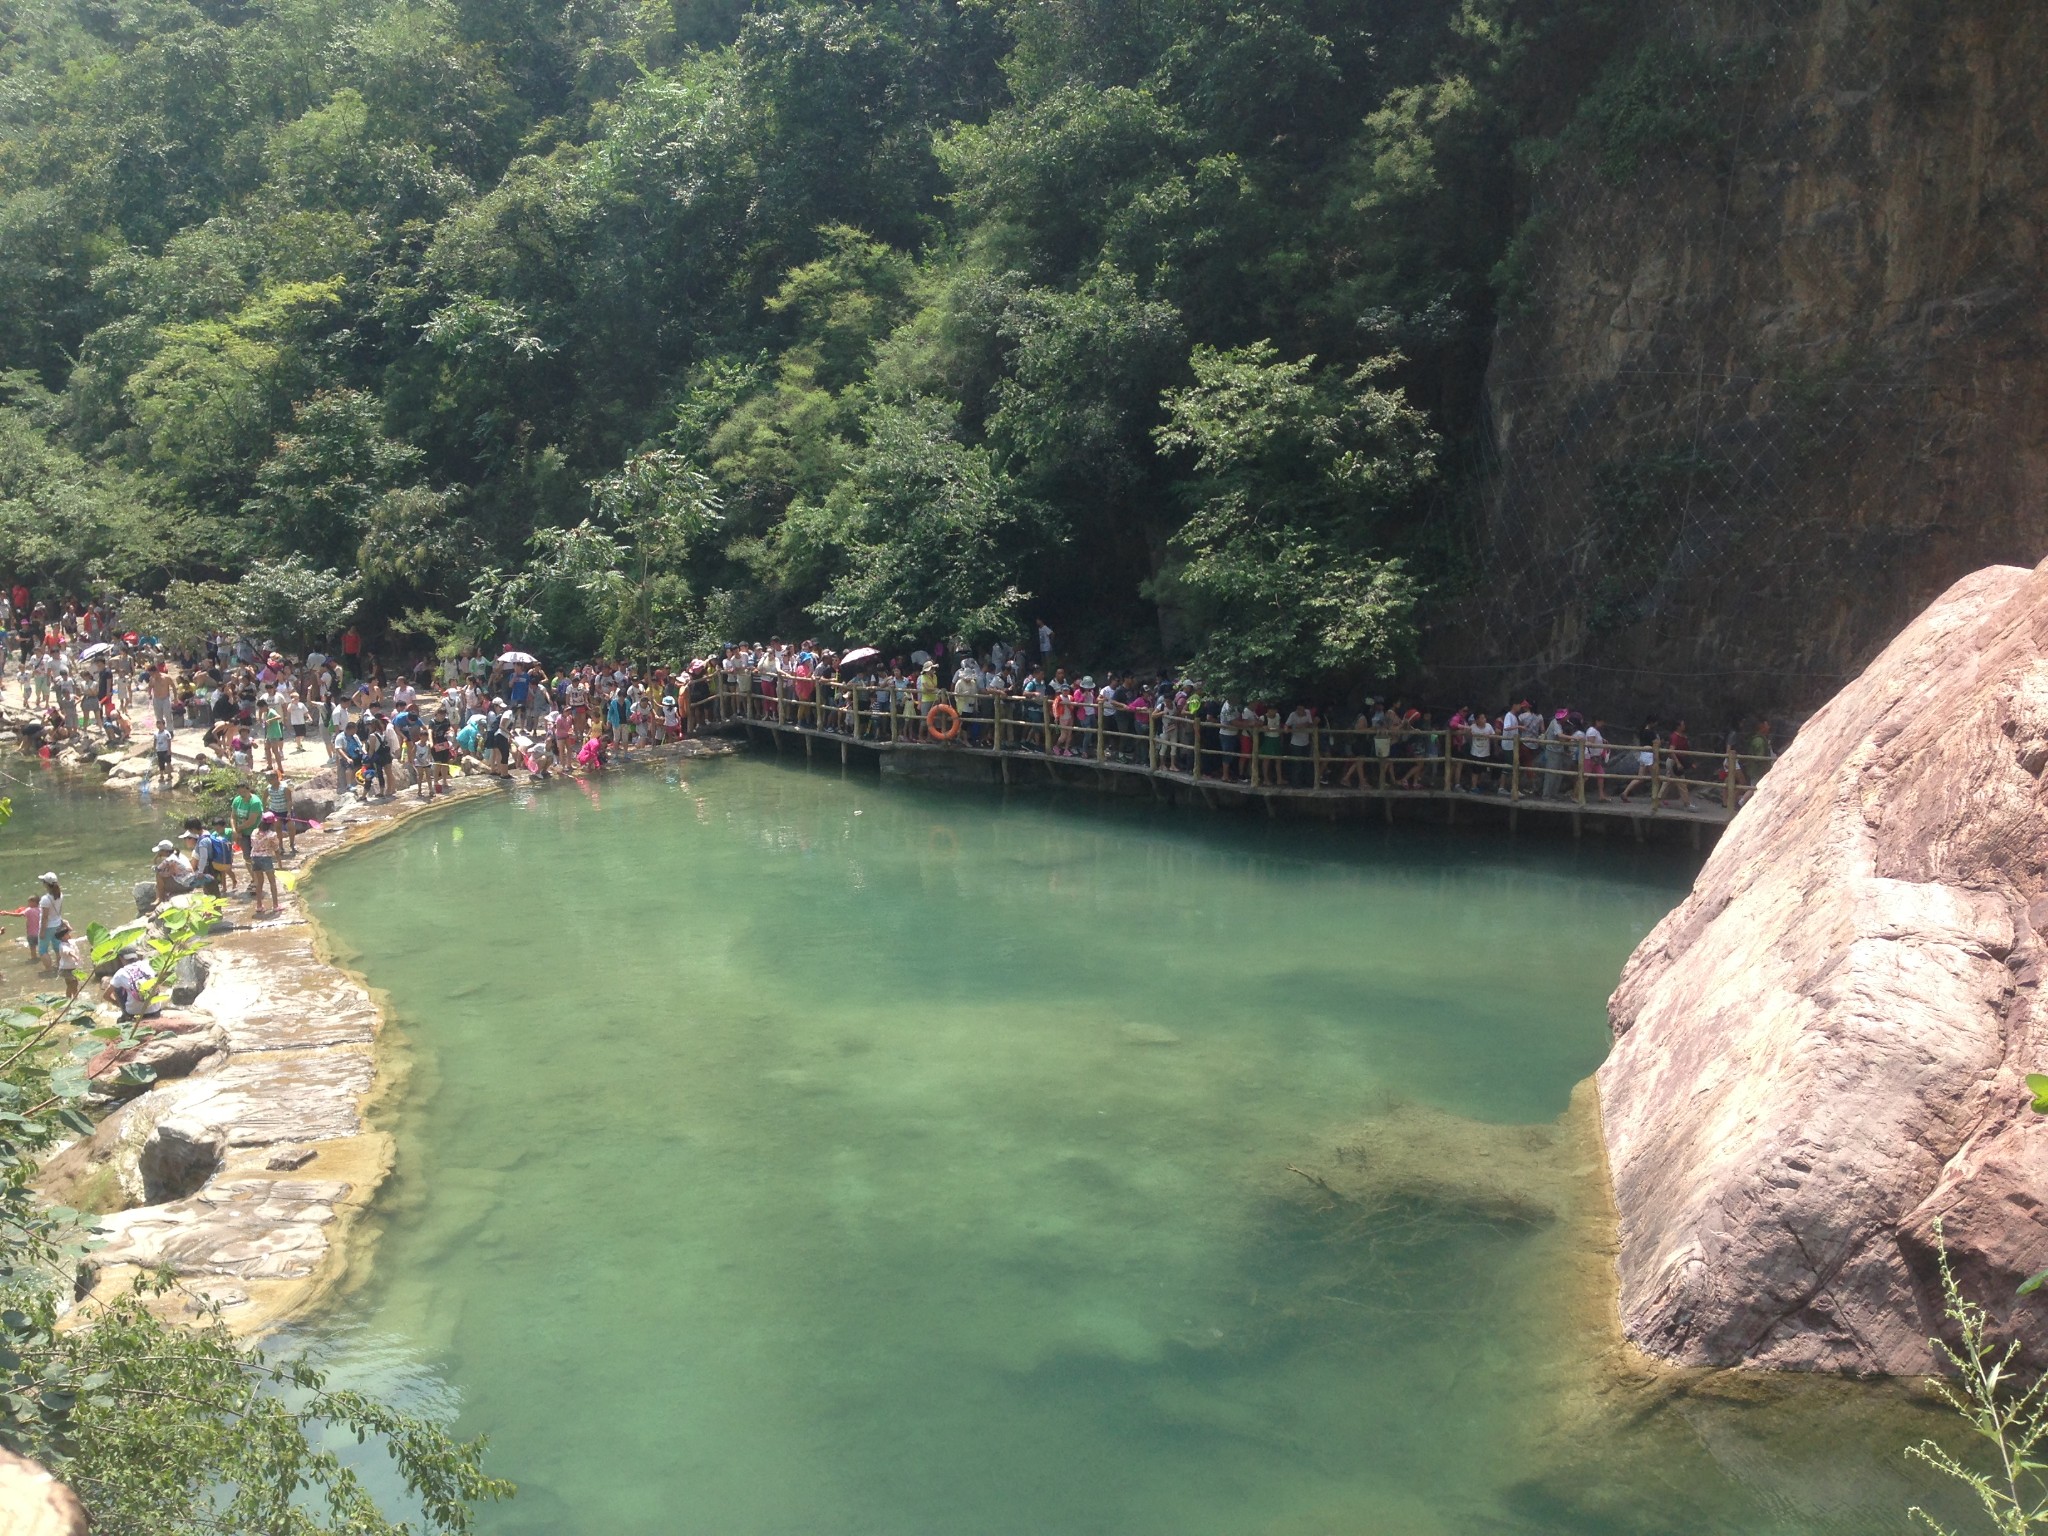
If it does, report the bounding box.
[1601,559,2048,1374]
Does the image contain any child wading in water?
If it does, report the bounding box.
[248,813,283,915]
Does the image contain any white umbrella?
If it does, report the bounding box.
[840,647,883,669]
[78,641,113,661]
[498,650,539,667]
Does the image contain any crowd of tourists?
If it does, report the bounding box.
[12,590,1783,989]
[697,630,1781,807]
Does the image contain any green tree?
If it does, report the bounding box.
[808,395,1042,646]
[244,388,432,569]
[1151,341,1436,694]
[235,555,358,649]
[125,280,343,506]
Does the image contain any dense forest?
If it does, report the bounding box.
[0,0,1659,694]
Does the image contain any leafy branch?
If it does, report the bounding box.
[1910,1225,2048,1534]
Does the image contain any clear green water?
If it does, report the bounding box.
[301,757,1958,1535]
[0,764,173,996]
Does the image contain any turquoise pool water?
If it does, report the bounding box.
[301,756,1959,1534]
[0,764,172,996]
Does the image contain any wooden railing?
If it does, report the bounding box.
[679,674,1773,818]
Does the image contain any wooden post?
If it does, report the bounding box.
[1650,742,1662,812]
[1311,719,1320,791]
[1510,741,1520,801]
[994,694,1006,753]
[1096,701,1105,762]
[1724,750,1738,811]
[1042,700,1053,756]
[1576,747,1587,806]
[1192,713,1202,780]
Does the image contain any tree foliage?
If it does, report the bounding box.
[1151,343,1435,695]
[0,0,1644,694]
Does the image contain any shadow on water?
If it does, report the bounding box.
[730,746,1708,887]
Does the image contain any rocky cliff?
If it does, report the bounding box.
[1600,557,2048,1374]
[1436,0,2048,727]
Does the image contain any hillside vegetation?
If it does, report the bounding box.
[0,0,1641,693]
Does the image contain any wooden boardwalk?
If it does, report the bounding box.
[703,698,1748,847]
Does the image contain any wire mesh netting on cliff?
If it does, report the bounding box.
[1426,368,1942,683]
[1422,0,2045,722]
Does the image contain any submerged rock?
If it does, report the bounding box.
[1601,558,2048,1374]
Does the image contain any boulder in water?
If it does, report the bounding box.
[1601,558,2048,1374]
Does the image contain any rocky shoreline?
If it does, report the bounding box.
[40,738,735,1334]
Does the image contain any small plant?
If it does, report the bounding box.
[1909,1224,2048,1533]
[189,763,256,823]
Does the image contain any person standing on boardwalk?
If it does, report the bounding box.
[1583,718,1610,802]
[1663,720,1693,808]
[1035,618,1053,676]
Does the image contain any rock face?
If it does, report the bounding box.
[1600,559,2048,1374]
[1432,0,2048,724]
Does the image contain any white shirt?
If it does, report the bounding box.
[111,959,161,1016]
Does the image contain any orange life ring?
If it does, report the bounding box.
[926,703,961,742]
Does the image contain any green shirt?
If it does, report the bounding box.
[231,792,264,831]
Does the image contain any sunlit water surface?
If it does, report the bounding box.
[299,757,1960,1535]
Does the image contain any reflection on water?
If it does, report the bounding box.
[299,758,1963,1535]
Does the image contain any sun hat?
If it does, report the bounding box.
[37,872,57,886]
[153,839,174,855]
[261,812,277,824]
